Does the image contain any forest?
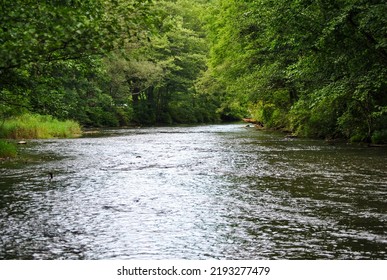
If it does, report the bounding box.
[1,0,386,144]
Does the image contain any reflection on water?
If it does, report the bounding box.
[0,124,386,259]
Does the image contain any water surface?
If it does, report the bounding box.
[0,124,386,259]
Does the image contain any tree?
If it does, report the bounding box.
[104,0,216,124]
[1,0,220,126]
[200,0,387,142]
[0,0,152,71]
[0,0,153,121]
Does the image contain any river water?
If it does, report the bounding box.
[0,124,386,260]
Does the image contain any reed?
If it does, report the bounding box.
[0,114,82,139]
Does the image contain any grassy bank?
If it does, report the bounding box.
[0,114,82,139]
[0,140,17,159]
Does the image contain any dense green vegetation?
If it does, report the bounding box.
[1,0,386,144]
[0,114,81,139]
[203,0,387,143]
[0,140,17,158]
[0,0,218,129]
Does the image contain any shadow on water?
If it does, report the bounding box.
[0,124,386,259]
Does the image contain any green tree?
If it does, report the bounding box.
[201,0,387,142]
[0,0,152,71]
[0,0,153,122]
[104,0,216,125]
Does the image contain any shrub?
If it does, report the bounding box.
[372,130,387,144]
[0,140,17,158]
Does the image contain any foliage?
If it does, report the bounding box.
[0,0,154,126]
[200,0,387,142]
[0,114,81,139]
[1,0,385,143]
[1,0,220,128]
[103,0,218,124]
[0,140,17,158]
[0,0,152,71]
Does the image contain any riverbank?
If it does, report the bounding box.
[0,140,17,160]
[0,114,82,158]
[242,118,387,144]
[0,114,81,139]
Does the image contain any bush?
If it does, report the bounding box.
[250,101,289,129]
[372,130,387,144]
[289,88,346,139]
[0,140,17,158]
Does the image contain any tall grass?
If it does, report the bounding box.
[0,114,82,139]
[0,140,17,158]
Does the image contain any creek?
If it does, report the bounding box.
[0,124,386,259]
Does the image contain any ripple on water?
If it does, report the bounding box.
[0,124,386,259]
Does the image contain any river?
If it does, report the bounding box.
[0,124,386,259]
